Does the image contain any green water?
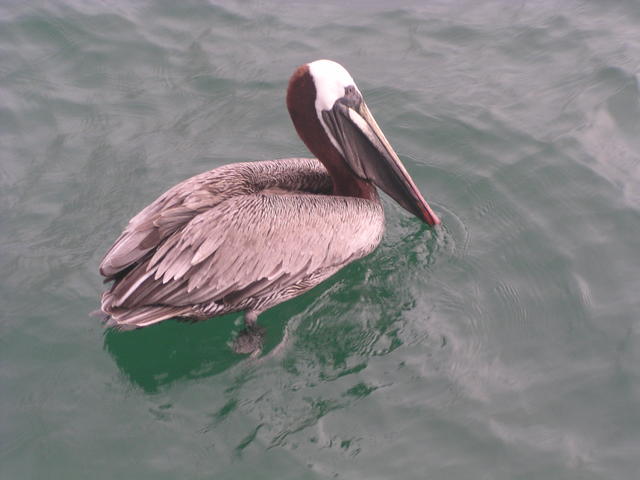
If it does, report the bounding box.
[2,1,640,478]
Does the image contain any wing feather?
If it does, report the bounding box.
[104,193,384,315]
[99,158,332,279]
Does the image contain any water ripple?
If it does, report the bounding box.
[3,1,640,478]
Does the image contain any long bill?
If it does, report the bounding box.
[322,99,441,226]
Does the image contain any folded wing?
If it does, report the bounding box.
[102,194,383,327]
[99,158,383,328]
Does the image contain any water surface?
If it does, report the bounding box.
[2,1,640,479]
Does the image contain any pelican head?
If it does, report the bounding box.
[286,59,440,226]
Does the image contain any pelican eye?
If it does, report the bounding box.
[337,85,362,110]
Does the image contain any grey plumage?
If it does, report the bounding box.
[100,158,385,328]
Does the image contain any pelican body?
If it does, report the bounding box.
[99,60,440,348]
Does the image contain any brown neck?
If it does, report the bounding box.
[286,64,377,200]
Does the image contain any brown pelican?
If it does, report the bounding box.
[99,59,440,352]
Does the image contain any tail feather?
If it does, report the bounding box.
[101,305,192,329]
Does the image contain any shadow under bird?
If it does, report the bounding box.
[99,59,440,353]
